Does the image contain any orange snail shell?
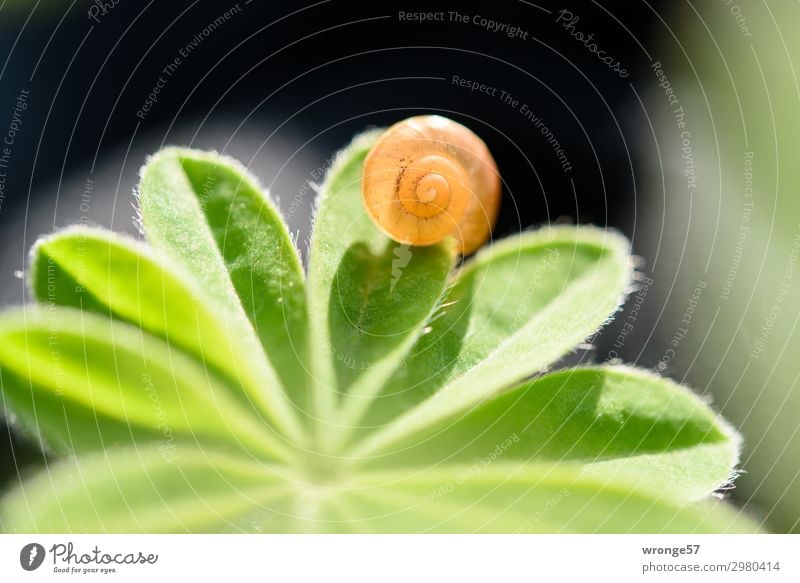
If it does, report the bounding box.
[362,115,501,255]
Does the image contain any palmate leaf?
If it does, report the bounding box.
[0,131,751,533]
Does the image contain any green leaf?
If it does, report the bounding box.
[0,134,753,534]
[361,367,739,500]
[30,228,274,407]
[0,307,292,461]
[0,445,291,533]
[2,453,758,533]
[307,131,454,438]
[336,463,761,533]
[328,243,452,395]
[138,148,307,435]
[351,227,633,455]
[29,228,221,359]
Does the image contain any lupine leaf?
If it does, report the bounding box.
[138,148,306,439]
[0,138,752,535]
[351,227,632,456]
[337,463,760,533]
[0,445,291,533]
[0,307,292,461]
[360,367,738,500]
[307,132,454,441]
[30,228,281,409]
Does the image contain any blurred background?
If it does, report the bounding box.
[0,0,797,532]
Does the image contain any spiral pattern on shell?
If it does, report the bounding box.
[362,115,501,255]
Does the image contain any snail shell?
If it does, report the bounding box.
[362,115,501,255]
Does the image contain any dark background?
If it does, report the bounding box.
[0,0,668,498]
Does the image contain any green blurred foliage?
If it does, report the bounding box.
[646,0,800,533]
